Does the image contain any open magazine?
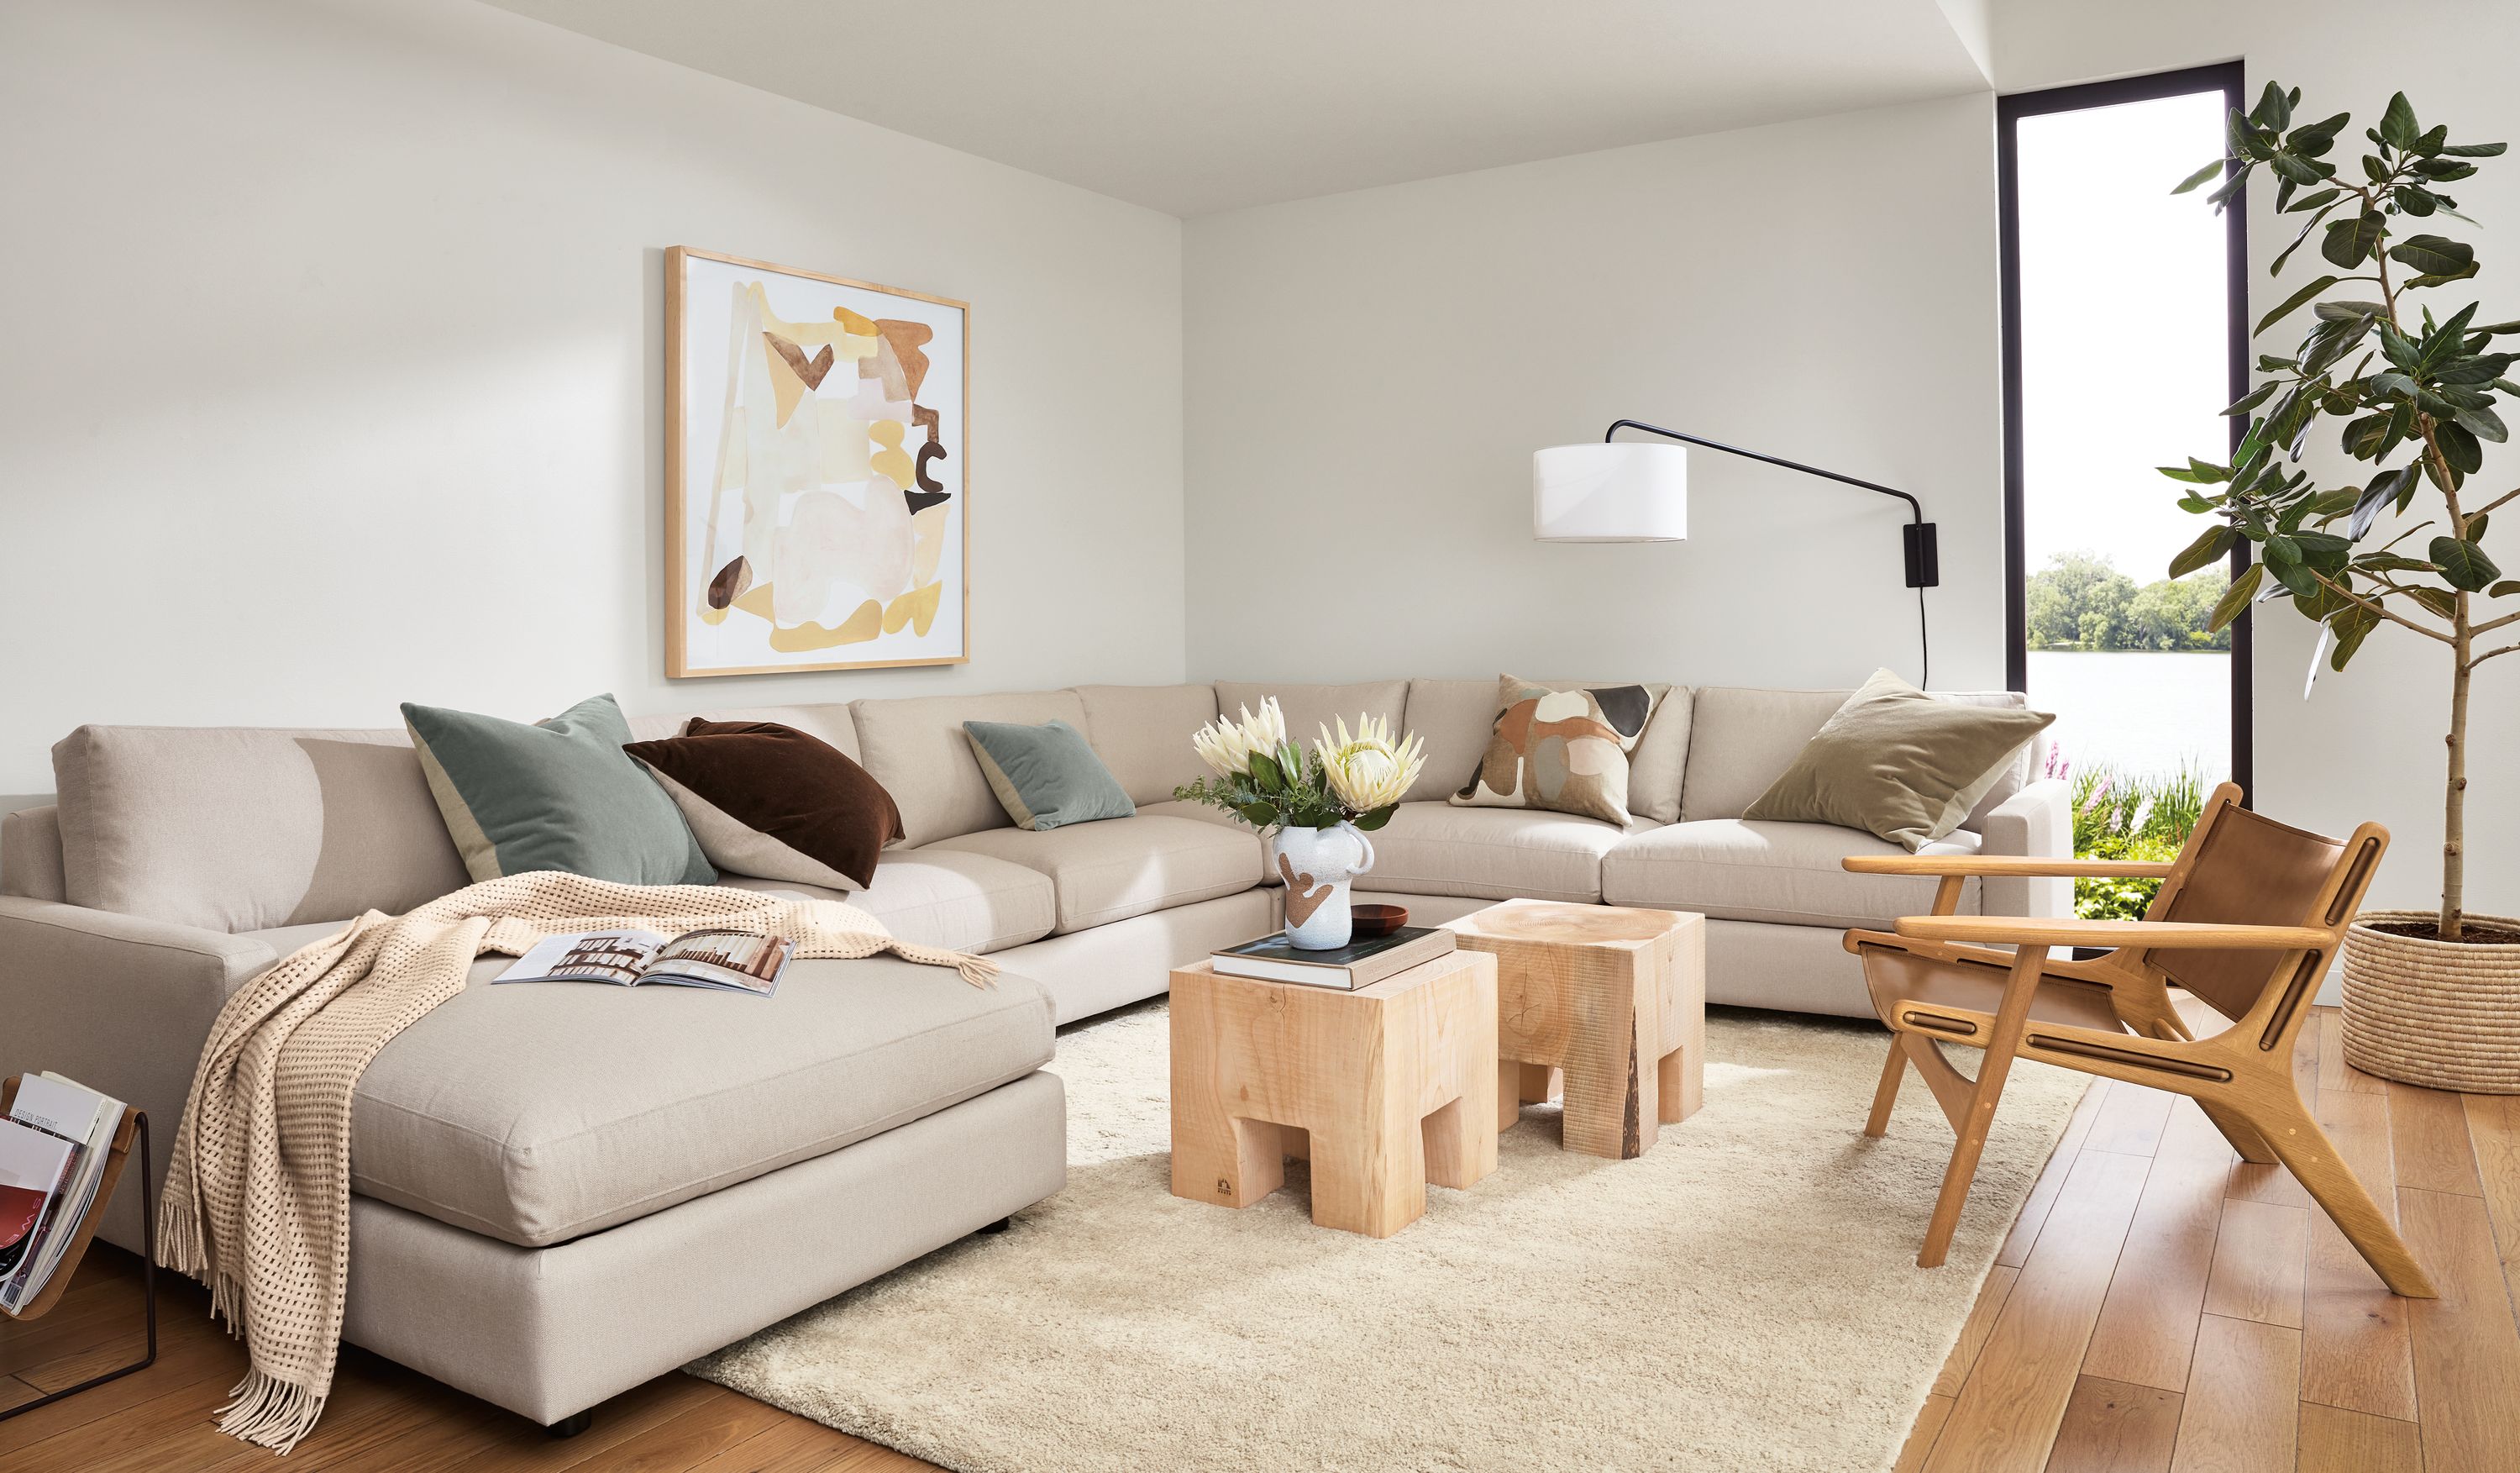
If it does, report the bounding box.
[493,928,794,997]
[0,1073,126,1314]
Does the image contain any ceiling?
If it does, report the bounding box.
[480,1,1992,217]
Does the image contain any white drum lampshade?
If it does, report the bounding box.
[1530,442,1688,542]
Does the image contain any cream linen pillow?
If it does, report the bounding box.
[1743,670,2054,850]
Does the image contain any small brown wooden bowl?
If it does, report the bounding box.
[1351,903,1408,938]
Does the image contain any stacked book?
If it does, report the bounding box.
[1211,926,1456,990]
[0,1074,125,1314]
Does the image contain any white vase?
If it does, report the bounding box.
[1271,823,1377,950]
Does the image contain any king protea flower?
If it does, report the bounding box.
[1317,714,1425,812]
[1190,698,1288,779]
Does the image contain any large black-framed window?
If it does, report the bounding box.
[1999,61,2253,800]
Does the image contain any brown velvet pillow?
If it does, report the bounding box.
[623,719,904,891]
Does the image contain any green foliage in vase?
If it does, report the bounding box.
[2170,82,2517,940]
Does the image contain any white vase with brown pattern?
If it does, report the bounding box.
[1272,823,1377,950]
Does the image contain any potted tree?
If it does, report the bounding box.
[2169,83,2520,1092]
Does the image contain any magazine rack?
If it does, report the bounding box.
[0,1076,155,1420]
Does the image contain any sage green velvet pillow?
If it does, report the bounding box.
[963,719,1136,831]
[1743,670,2054,850]
[402,693,715,886]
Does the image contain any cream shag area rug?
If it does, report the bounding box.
[691,1002,2086,1473]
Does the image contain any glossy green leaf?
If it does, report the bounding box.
[2454,403,2508,443]
[2379,92,2421,150]
[2389,234,2475,276]
[2323,213,2386,268]
[2173,158,2226,194]
[2431,535,2501,590]
[2438,420,2485,474]
[2169,523,2235,578]
[2208,565,2264,632]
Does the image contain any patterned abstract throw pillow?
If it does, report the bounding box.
[1450,675,1661,826]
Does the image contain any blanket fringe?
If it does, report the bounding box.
[218,1368,327,1455]
[155,1200,207,1280]
[898,943,998,987]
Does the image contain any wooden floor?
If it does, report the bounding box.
[1898,1005,2520,1473]
[5,1007,2513,1472]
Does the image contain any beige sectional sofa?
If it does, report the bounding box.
[0,676,2065,1430]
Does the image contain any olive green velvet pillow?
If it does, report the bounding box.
[1744,670,2054,850]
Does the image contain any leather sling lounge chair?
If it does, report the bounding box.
[1836,781,2434,1297]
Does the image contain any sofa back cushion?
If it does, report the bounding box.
[53,724,473,933]
[1402,678,1692,822]
[47,701,864,933]
[623,702,861,761]
[0,806,68,903]
[1073,685,1220,805]
[1682,687,2037,827]
[851,690,1090,847]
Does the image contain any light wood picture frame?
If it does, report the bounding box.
[666,245,969,677]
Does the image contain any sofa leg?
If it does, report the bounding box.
[978,1216,1012,1234]
[546,1410,593,1439]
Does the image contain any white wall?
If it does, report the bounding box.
[0,0,1183,802]
[1993,0,2520,922]
[1183,95,2004,693]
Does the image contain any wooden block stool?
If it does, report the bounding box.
[1168,951,1499,1238]
[1448,900,1706,1159]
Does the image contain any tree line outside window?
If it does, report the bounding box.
[2023,551,2232,652]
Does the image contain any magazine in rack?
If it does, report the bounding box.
[493,927,795,997]
[0,1072,127,1314]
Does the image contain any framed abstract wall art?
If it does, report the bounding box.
[666,246,969,676]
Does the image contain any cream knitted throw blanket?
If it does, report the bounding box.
[156,871,995,1454]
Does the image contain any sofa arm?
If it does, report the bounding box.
[0,897,278,1249]
[1977,778,2072,918]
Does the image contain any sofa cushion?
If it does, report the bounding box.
[52,724,471,934]
[623,702,863,761]
[1403,679,1691,821]
[1351,802,1638,904]
[923,814,1263,933]
[851,691,1091,847]
[1599,818,1982,929]
[1,806,67,904]
[1682,687,2036,828]
[349,953,1054,1248]
[720,850,1055,955]
[1211,681,1406,760]
[1074,685,1220,805]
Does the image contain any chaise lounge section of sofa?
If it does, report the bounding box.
[0,675,2066,1428]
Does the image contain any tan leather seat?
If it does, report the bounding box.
[1858,944,2125,1036]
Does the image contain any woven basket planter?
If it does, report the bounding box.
[2340,909,2520,1094]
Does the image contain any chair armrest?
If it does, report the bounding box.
[1845,855,2178,878]
[0,898,278,1249]
[1893,915,2329,950]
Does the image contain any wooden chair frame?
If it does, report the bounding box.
[1840,783,2434,1297]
